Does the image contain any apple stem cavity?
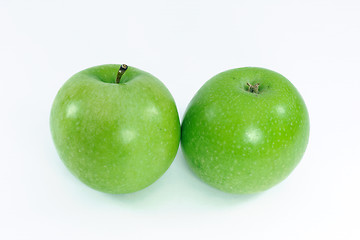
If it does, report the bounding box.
[115,64,128,84]
[246,83,260,94]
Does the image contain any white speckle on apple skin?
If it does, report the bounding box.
[119,129,137,144]
[66,102,78,118]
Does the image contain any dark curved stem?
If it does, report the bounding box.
[115,64,128,84]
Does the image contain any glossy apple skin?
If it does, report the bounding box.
[181,67,309,194]
[50,64,180,194]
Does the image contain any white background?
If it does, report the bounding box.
[1,0,359,239]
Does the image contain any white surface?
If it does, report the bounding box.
[1,0,359,239]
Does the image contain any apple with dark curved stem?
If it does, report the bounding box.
[50,64,180,194]
[181,67,310,194]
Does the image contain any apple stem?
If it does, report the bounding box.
[247,83,260,94]
[115,64,128,84]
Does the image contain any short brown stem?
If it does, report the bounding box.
[247,82,260,94]
[115,64,128,84]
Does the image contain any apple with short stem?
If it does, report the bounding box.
[50,64,180,194]
[181,67,310,194]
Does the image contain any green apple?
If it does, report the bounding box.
[181,67,309,194]
[50,64,180,194]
